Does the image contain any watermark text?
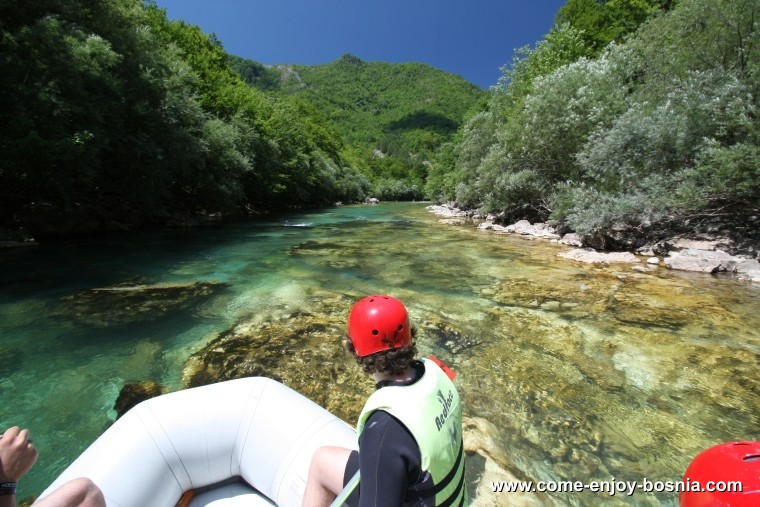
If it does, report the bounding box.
[491,478,743,497]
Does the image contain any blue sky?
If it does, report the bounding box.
[154,0,568,89]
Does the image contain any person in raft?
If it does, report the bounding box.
[303,295,467,507]
[0,426,105,507]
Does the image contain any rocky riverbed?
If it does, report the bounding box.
[5,203,757,506]
[428,204,760,283]
[105,204,757,506]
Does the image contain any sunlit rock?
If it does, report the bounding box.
[427,204,468,217]
[559,233,583,247]
[505,221,561,240]
[673,239,717,250]
[664,249,732,273]
[53,281,226,327]
[558,248,640,264]
[733,258,760,282]
[664,248,760,281]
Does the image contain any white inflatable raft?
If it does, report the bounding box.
[41,377,357,507]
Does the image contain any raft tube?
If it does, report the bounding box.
[41,377,357,507]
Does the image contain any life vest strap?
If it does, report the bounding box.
[406,438,464,500]
[434,464,466,507]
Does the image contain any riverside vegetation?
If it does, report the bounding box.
[3,0,758,255]
[0,0,482,240]
[429,0,760,253]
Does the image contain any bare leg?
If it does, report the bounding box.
[34,478,105,507]
[302,446,353,507]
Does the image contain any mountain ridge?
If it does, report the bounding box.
[228,53,486,191]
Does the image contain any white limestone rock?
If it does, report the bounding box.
[558,249,641,264]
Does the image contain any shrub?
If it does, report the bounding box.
[578,70,755,190]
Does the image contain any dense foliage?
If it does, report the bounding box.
[0,0,369,236]
[438,0,758,246]
[229,53,485,199]
[556,0,676,51]
[4,0,756,246]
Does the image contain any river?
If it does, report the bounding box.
[1,202,758,506]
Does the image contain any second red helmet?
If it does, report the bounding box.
[347,295,412,357]
[680,441,760,507]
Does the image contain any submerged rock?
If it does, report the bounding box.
[481,274,617,317]
[452,294,758,507]
[182,292,373,424]
[478,222,509,233]
[464,417,553,506]
[114,381,167,419]
[0,240,38,249]
[54,281,226,327]
[482,268,740,331]
[420,317,483,355]
[0,346,21,379]
[439,218,467,225]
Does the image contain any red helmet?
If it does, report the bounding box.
[680,441,760,507]
[347,295,412,357]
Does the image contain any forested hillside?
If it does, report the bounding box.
[229,54,485,200]
[429,0,759,248]
[0,0,370,238]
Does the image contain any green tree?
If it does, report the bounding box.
[0,0,364,237]
[556,0,675,51]
[0,0,203,230]
[552,0,760,239]
[448,0,758,244]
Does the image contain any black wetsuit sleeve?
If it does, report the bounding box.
[357,410,422,507]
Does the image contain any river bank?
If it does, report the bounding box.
[427,204,760,283]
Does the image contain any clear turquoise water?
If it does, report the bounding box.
[1,202,758,505]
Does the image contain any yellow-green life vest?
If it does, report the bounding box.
[357,359,467,506]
